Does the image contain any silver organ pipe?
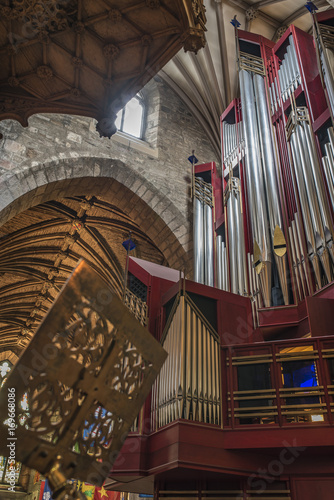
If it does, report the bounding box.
[239,60,274,307]
[277,36,301,104]
[204,185,215,287]
[286,107,333,286]
[216,234,223,289]
[303,122,334,265]
[193,177,214,287]
[152,294,221,429]
[253,72,289,305]
[225,177,248,296]
[223,241,229,291]
[194,185,204,284]
[314,21,334,116]
[323,127,334,211]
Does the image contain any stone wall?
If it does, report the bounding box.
[0,77,220,265]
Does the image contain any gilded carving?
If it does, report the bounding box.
[106,341,152,397]
[182,27,206,54]
[192,0,207,31]
[0,260,167,488]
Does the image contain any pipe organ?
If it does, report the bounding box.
[192,18,334,314]
[313,10,334,118]
[109,18,334,500]
[193,176,214,287]
[225,177,247,296]
[151,291,221,430]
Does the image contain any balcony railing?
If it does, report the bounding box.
[222,337,334,428]
[150,331,334,431]
[123,288,148,327]
[123,288,149,433]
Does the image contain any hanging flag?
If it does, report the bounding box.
[122,237,136,251]
[188,152,198,165]
[77,480,96,498]
[94,485,121,500]
[39,479,52,500]
[230,16,241,27]
[304,0,318,12]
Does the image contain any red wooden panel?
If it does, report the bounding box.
[306,296,334,337]
[292,478,334,500]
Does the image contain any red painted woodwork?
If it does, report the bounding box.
[292,478,334,500]
[115,23,334,497]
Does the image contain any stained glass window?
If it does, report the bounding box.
[0,360,12,387]
[0,456,6,482]
[0,359,27,486]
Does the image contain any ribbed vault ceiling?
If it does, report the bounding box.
[161,0,331,157]
[1,0,333,356]
[0,195,165,354]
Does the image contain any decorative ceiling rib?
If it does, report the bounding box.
[0,0,207,137]
[0,195,166,354]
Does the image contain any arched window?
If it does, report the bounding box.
[115,93,144,139]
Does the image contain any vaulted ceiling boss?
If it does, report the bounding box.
[0,0,207,137]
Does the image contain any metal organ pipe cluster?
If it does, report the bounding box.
[314,20,334,116]
[192,22,334,311]
[193,177,214,287]
[288,213,312,301]
[238,51,289,307]
[216,233,228,291]
[277,36,300,103]
[322,128,334,212]
[151,293,221,429]
[268,36,301,113]
[287,106,334,287]
[225,177,247,296]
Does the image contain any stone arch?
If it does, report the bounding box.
[0,157,192,274]
[0,350,18,365]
